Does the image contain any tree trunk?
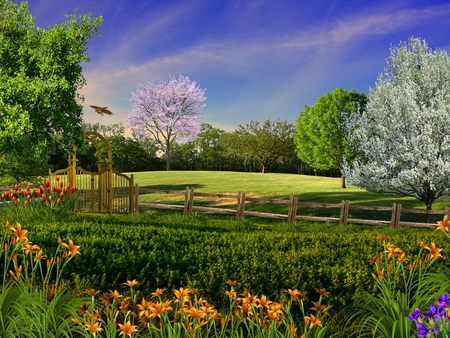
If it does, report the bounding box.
[166,140,171,171]
[341,175,346,189]
[261,164,267,173]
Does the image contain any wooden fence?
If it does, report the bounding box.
[135,185,448,229]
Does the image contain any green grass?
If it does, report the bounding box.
[130,171,450,224]
[131,170,450,208]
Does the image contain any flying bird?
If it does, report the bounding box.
[90,105,113,115]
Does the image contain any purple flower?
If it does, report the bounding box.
[416,323,429,337]
[438,293,450,307]
[433,325,439,335]
[408,308,421,322]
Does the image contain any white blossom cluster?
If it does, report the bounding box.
[344,38,450,209]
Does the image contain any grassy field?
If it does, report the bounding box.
[131,171,450,224]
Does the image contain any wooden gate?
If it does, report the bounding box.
[49,131,135,214]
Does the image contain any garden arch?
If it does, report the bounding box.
[49,131,135,214]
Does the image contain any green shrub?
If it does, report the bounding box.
[22,212,450,314]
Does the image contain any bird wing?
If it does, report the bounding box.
[90,105,101,109]
[103,109,113,115]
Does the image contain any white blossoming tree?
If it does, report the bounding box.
[344,37,450,211]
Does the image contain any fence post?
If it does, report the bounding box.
[339,200,345,226]
[235,192,242,221]
[395,204,402,228]
[188,187,195,215]
[134,183,139,213]
[343,200,350,226]
[287,196,298,225]
[184,186,189,216]
[390,203,396,228]
[339,200,349,226]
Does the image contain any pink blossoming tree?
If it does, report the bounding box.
[126,75,206,170]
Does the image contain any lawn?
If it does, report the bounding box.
[130,171,450,224]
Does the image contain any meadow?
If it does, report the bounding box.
[1,171,450,337]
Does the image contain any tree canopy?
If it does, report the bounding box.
[0,0,102,158]
[294,88,367,188]
[227,119,296,174]
[344,37,450,210]
[126,75,206,171]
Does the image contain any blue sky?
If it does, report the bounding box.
[26,0,450,132]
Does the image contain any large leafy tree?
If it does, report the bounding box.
[126,75,206,171]
[0,0,102,159]
[294,88,367,188]
[227,119,296,174]
[344,37,450,211]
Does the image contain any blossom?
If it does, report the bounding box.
[436,215,450,233]
[84,322,103,337]
[123,279,139,287]
[408,308,421,322]
[118,321,138,337]
[416,322,430,337]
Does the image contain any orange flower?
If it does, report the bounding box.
[187,306,206,318]
[436,215,450,233]
[151,288,166,297]
[224,280,239,286]
[173,287,191,300]
[45,179,50,188]
[84,322,103,337]
[383,244,403,258]
[257,295,272,308]
[369,256,380,264]
[63,240,80,256]
[118,321,138,337]
[304,314,322,328]
[150,301,173,318]
[137,297,154,318]
[424,242,443,260]
[10,223,28,241]
[237,302,253,319]
[109,290,123,299]
[397,252,406,263]
[225,290,237,298]
[84,289,101,297]
[376,234,390,241]
[316,288,330,296]
[123,279,139,287]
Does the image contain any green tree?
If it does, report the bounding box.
[230,119,296,174]
[104,136,162,172]
[294,88,367,188]
[0,0,102,159]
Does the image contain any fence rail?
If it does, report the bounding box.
[136,186,447,229]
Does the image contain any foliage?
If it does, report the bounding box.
[295,88,367,187]
[0,178,77,224]
[342,235,449,337]
[82,122,126,138]
[103,136,163,172]
[0,154,48,184]
[408,293,450,338]
[0,0,102,159]
[344,37,450,210]
[21,212,450,317]
[0,220,85,337]
[127,75,206,171]
[224,119,296,173]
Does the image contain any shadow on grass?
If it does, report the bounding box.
[139,184,205,190]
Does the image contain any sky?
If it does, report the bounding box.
[25,0,450,132]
